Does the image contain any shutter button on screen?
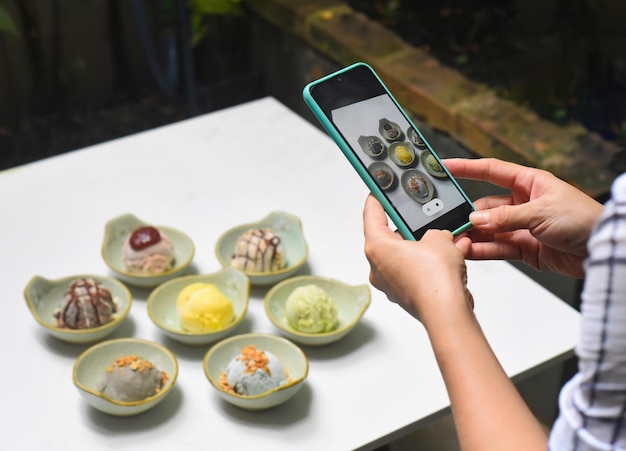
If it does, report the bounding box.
[422,198,444,216]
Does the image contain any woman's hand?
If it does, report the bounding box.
[362,193,547,451]
[445,158,603,278]
[363,195,473,325]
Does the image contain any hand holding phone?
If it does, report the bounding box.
[302,62,475,240]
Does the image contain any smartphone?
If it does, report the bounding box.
[303,62,475,240]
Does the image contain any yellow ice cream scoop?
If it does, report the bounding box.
[394,145,413,164]
[176,283,235,333]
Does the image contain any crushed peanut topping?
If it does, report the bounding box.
[238,345,271,376]
[219,345,289,395]
[220,372,234,394]
[105,355,168,387]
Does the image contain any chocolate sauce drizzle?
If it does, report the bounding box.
[233,228,283,272]
[55,278,117,329]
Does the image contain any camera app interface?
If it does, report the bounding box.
[331,94,468,232]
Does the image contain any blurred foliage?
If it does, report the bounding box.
[0,0,255,169]
[0,0,242,43]
[0,3,17,35]
[349,0,626,144]
[189,0,242,15]
[188,0,243,46]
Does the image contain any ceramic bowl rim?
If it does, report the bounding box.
[146,269,250,337]
[101,213,195,280]
[24,274,133,335]
[388,141,417,167]
[420,149,447,178]
[203,333,309,400]
[72,337,179,407]
[214,211,308,277]
[400,169,435,204]
[263,275,371,338]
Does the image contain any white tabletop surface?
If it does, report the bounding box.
[1,97,580,450]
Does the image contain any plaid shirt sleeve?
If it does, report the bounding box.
[549,173,626,451]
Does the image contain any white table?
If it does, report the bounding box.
[1,97,580,450]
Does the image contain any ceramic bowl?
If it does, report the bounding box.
[388,141,416,168]
[101,213,195,288]
[24,274,132,344]
[264,275,371,346]
[73,338,178,416]
[401,169,435,204]
[368,161,397,192]
[215,211,308,286]
[147,267,250,346]
[203,333,308,410]
[406,126,428,149]
[357,135,387,159]
[420,150,447,178]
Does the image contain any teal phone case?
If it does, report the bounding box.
[303,62,474,240]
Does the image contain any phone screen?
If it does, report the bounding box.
[306,64,474,239]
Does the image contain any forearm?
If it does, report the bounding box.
[423,305,547,450]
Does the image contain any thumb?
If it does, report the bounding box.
[469,204,534,233]
[363,195,390,237]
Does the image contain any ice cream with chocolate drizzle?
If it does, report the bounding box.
[231,228,286,273]
[54,278,117,329]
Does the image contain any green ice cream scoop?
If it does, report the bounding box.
[285,284,338,333]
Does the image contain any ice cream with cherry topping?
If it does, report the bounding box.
[54,278,117,329]
[231,228,286,273]
[98,355,169,402]
[122,226,174,274]
[220,345,288,396]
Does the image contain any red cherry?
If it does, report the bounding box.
[129,226,161,250]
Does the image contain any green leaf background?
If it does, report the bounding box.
[0,4,18,36]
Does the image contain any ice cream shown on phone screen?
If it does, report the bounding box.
[331,94,467,232]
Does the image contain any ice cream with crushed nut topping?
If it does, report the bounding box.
[220,345,288,396]
[98,355,168,402]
